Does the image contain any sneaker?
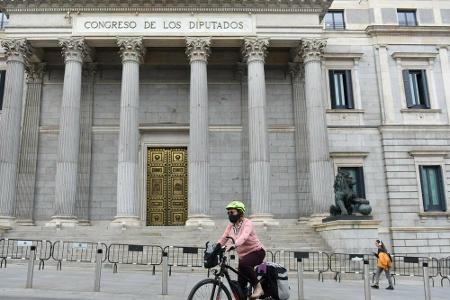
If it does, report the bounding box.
[386,286,394,290]
[371,284,379,289]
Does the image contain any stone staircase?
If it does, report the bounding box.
[2,219,330,252]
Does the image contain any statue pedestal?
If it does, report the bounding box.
[313,217,381,253]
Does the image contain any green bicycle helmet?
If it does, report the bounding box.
[226,200,246,213]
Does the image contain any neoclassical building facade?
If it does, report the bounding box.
[0,0,449,256]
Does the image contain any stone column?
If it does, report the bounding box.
[298,39,335,215]
[242,37,277,225]
[76,63,96,225]
[438,46,450,122]
[112,38,145,227]
[49,38,90,226]
[15,63,45,225]
[185,37,214,227]
[0,38,32,226]
[289,63,311,219]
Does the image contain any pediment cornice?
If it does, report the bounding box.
[0,0,333,14]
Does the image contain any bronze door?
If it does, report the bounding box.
[147,148,188,226]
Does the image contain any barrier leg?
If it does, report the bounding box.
[152,265,155,275]
[423,262,431,300]
[39,260,44,271]
[162,251,168,295]
[1,257,6,268]
[363,260,371,300]
[94,249,103,292]
[26,246,36,289]
[297,258,304,300]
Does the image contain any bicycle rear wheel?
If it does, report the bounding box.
[187,278,232,300]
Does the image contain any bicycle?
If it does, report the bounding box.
[187,237,271,300]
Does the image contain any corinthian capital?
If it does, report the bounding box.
[298,38,327,63]
[59,37,91,63]
[185,37,211,63]
[117,37,145,64]
[0,38,33,65]
[242,37,269,63]
[26,63,46,83]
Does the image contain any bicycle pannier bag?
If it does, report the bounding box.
[203,241,220,269]
[256,262,290,300]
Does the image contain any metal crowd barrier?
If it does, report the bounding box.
[439,257,450,287]
[0,238,52,270]
[107,243,163,274]
[165,245,205,276]
[329,253,377,282]
[52,240,108,270]
[391,255,439,286]
[272,250,330,281]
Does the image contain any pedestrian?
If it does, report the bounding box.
[371,239,394,290]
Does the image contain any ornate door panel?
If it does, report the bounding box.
[147,148,188,226]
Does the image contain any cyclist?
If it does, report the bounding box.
[218,201,265,299]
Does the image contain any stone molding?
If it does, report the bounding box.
[242,37,269,63]
[2,0,332,14]
[0,38,32,65]
[117,37,145,64]
[59,37,90,63]
[298,38,327,64]
[26,63,46,83]
[366,25,450,37]
[185,37,211,63]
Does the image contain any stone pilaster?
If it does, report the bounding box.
[289,63,311,219]
[298,39,334,216]
[242,37,277,225]
[0,38,32,227]
[76,63,96,225]
[185,37,214,227]
[49,37,90,226]
[15,63,46,225]
[112,37,145,227]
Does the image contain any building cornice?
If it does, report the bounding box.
[1,0,332,15]
[366,25,450,37]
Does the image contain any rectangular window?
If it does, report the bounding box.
[402,70,430,109]
[338,167,366,199]
[0,13,8,29]
[0,70,6,110]
[397,10,417,26]
[329,70,354,109]
[419,166,447,212]
[325,11,345,30]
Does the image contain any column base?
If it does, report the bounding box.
[46,216,78,227]
[110,216,142,228]
[250,214,279,226]
[16,219,35,226]
[308,213,329,226]
[185,215,215,228]
[77,220,91,226]
[0,216,15,228]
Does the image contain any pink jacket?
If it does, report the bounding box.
[218,218,264,258]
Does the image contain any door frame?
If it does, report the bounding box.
[139,129,189,225]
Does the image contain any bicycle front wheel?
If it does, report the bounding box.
[187,278,232,300]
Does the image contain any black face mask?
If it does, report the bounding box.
[228,214,240,224]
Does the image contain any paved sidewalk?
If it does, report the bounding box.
[0,262,448,299]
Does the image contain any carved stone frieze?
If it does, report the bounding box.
[59,37,91,63]
[185,37,211,63]
[117,37,145,63]
[3,0,333,14]
[298,38,327,63]
[242,37,269,63]
[0,38,33,65]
